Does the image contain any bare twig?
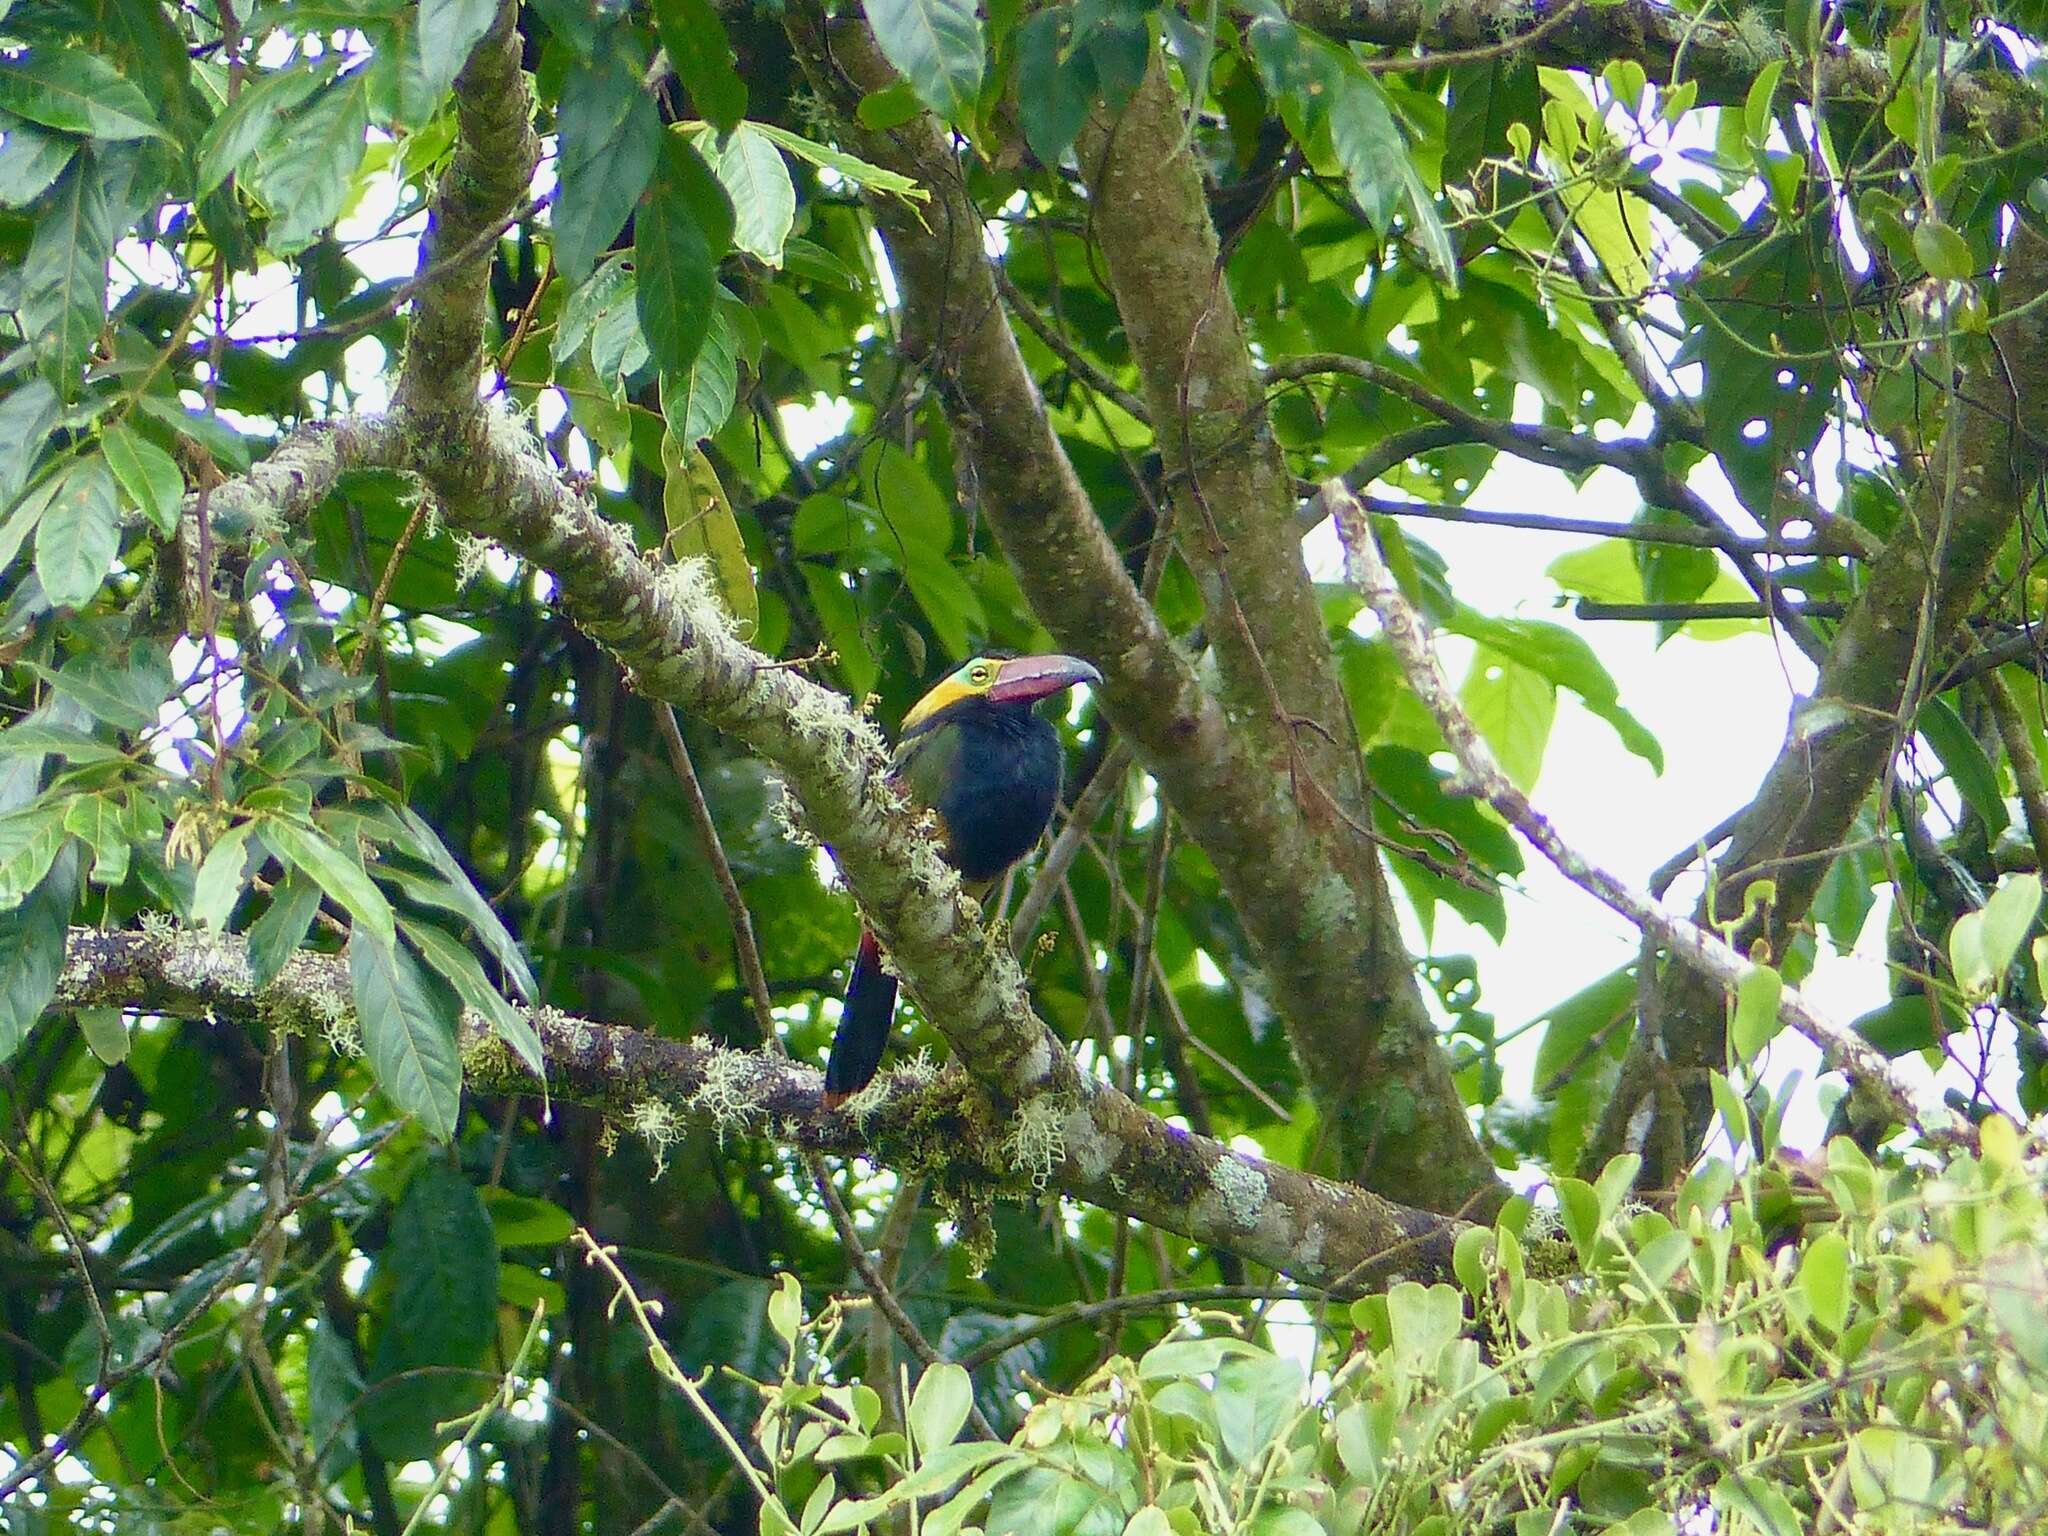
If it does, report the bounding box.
[1326,479,1953,1147]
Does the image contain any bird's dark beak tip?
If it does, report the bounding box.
[991,654,1103,704]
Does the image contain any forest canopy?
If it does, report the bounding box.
[4,0,2048,1528]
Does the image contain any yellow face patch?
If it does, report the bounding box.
[900,656,1000,734]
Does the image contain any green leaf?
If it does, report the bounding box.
[1137,1336,1263,1379]
[659,292,741,445]
[553,46,661,284]
[660,434,758,636]
[351,932,463,1140]
[0,120,76,208]
[307,1318,365,1481]
[242,72,370,254]
[410,0,498,118]
[264,815,397,950]
[0,723,125,763]
[0,50,166,141]
[404,918,544,1079]
[0,380,60,506]
[1919,695,2007,837]
[653,0,747,133]
[1461,648,1553,791]
[865,0,984,125]
[1448,611,1663,771]
[62,792,130,887]
[1913,218,1974,281]
[635,133,733,376]
[745,122,926,204]
[76,1005,128,1064]
[20,156,113,395]
[1214,1354,1304,1466]
[389,805,537,1001]
[0,804,70,912]
[1797,1228,1849,1334]
[44,648,170,731]
[707,121,794,267]
[248,870,323,988]
[863,440,955,549]
[1014,9,1095,167]
[909,1362,973,1452]
[0,844,76,1061]
[34,451,119,608]
[1730,962,1784,1064]
[99,422,183,537]
[1951,873,2042,999]
[362,1160,499,1458]
[193,57,334,199]
[189,822,253,931]
[1741,58,1783,148]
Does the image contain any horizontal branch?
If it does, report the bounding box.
[1285,0,2038,146]
[51,926,1468,1290]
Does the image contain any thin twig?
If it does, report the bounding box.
[1326,479,1954,1148]
[1012,741,1132,954]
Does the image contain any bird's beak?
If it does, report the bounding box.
[987,654,1103,706]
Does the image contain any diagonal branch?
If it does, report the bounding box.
[1328,481,1955,1145]
[1596,224,2048,1178]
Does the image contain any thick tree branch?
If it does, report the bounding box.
[394,0,536,418]
[1287,0,2039,146]
[50,927,1466,1289]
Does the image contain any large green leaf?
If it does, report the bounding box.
[635,133,733,376]
[361,1161,499,1458]
[264,815,397,950]
[0,803,69,912]
[707,122,794,267]
[652,0,747,132]
[404,917,544,1079]
[659,289,741,445]
[0,49,165,140]
[866,0,984,125]
[193,57,334,199]
[34,451,118,608]
[20,155,114,394]
[349,932,463,1141]
[1013,8,1096,168]
[42,648,170,731]
[553,45,661,284]
[0,844,77,1061]
[0,380,59,505]
[242,71,369,254]
[0,120,76,207]
[406,0,498,121]
[390,805,536,1001]
[99,421,183,537]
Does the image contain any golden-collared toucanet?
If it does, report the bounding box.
[822,652,1102,1108]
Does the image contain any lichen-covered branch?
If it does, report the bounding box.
[394,0,537,418]
[51,926,1467,1289]
[786,13,1499,1213]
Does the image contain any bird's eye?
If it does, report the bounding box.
[970,664,991,684]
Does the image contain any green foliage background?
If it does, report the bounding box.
[3,0,2048,1527]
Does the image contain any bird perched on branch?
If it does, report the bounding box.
[823,652,1103,1109]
